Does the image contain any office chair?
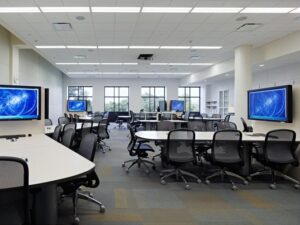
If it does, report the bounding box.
[205,130,248,190]
[160,129,201,190]
[0,156,30,225]
[152,121,176,161]
[62,122,76,136]
[61,128,75,149]
[60,134,105,225]
[122,124,155,173]
[75,121,92,147]
[96,119,111,153]
[217,121,237,130]
[241,117,253,132]
[224,114,230,122]
[183,111,190,121]
[212,113,221,118]
[248,129,300,189]
[73,114,80,123]
[129,110,142,131]
[64,113,69,118]
[206,121,215,131]
[90,116,102,133]
[52,125,62,142]
[188,120,206,131]
[69,114,74,122]
[44,118,53,126]
[58,116,69,125]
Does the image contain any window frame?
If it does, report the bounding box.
[178,86,201,112]
[219,89,229,117]
[68,86,93,101]
[104,86,129,112]
[141,86,166,112]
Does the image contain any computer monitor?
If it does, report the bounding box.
[0,85,41,121]
[248,85,293,123]
[170,100,184,112]
[67,100,87,112]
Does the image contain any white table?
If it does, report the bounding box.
[0,134,94,224]
[44,122,98,135]
[138,120,188,130]
[79,116,93,121]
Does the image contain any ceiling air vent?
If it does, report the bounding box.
[236,23,263,32]
[137,54,154,61]
[53,23,73,31]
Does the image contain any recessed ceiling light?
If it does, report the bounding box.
[98,46,128,49]
[290,8,300,13]
[67,46,97,49]
[40,7,90,13]
[36,46,66,49]
[142,7,192,13]
[259,64,265,67]
[73,55,87,59]
[92,7,141,13]
[191,7,243,13]
[191,46,222,49]
[129,46,160,49]
[160,46,190,49]
[0,7,40,13]
[241,8,295,13]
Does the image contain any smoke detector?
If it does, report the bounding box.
[236,23,263,32]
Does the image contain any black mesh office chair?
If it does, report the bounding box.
[188,120,206,131]
[62,122,76,137]
[205,130,248,190]
[0,156,30,225]
[73,114,80,123]
[183,111,190,121]
[217,121,237,130]
[129,110,142,131]
[64,113,69,119]
[248,129,300,189]
[44,119,53,126]
[241,117,253,132]
[58,116,69,125]
[61,128,75,149]
[52,125,62,142]
[96,119,111,153]
[152,121,176,161]
[60,134,105,224]
[224,114,230,122]
[75,121,92,147]
[160,129,201,190]
[91,116,102,133]
[122,124,155,173]
[69,114,74,122]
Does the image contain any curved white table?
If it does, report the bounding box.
[45,122,98,135]
[0,134,95,224]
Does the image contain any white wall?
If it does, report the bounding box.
[63,77,181,113]
[19,49,64,123]
[0,25,10,84]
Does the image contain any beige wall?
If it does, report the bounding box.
[0,25,11,84]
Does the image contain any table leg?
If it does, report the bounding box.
[239,143,251,176]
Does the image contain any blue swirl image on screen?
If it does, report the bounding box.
[0,88,39,120]
[68,101,86,112]
[249,88,286,121]
[171,100,184,112]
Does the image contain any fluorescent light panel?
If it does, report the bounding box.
[40,7,90,13]
[0,7,40,13]
[56,62,77,65]
[92,7,141,13]
[151,63,213,66]
[98,46,128,49]
[241,7,295,13]
[67,46,97,49]
[290,8,300,13]
[68,72,190,75]
[160,46,190,49]
[192,7,242,13]
[129,46,160,49]
[142,7,192,13]
[191,46,222,49]
[36,46,66,49]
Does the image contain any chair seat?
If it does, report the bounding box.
[136,143,154,151]
[169,152,194,163]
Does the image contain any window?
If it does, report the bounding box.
[68,86,93,111]
[104,86,129,112]
[141,86,165,112]
[219,90,229,117]
[178,87,200,112]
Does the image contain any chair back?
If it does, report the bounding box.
[103,112,109,120]
[62,122,76,135]
[69,114,74,122]
[0,157,29,225]
[73,114,80,123]
[78,133,98,161]
[240,117,253,132]
[44,119,52,126]
[183,111,190,121]
[166,129,196,163]
[224,114,230,122]
[92,116,103,124]
[212,130,243,164]
[61,128,75,148]
[52,125,62,141]
[206,121,215,131]
[157,121,175,131]
[129,110,135,123]
[64,113,68,118]
[97,119,109,139]
[161,112,172,121]
[263,129,298,165]
[217,121,237,131]
[212,114,221,118]
[127,124,137,154]
[58,116,69,125]
[188,120,206,131]
[80,121,92,138]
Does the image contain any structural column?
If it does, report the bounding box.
[234,45,253,125]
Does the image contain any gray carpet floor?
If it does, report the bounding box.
[57,126,300,225]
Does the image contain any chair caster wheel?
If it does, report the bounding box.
[185,185,191,190]
[294,184,300,190]
[145,169,150,174]
[232,185,238,191]
[122,163,125,167]
[152,166,156,170]
[160,180,166,185]
[205,180,210,184]
[88,193,93,197]
[73,216,80,225]
[125,169,130,173]
[244,180,248,185]
[197,179,202,184]
[269,184,277,190]
[100,205,106,213]
[159,173,164,177]
[247,176,252,181]
[109,148,112,151]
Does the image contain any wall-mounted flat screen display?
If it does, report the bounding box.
[67,100,87,112]
[170,100,184,112]
[248,85,293,123]
[0,85,41,121]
